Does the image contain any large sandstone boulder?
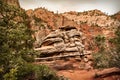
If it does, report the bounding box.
[35,26,93,70]
[36,26,85,57]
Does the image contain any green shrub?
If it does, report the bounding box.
[34,64,59,80]
[2,62,61,80]
[0,1,35,79]
[93,52,111,69]
[93,26,120,69]
[94,35,105,46]
[3,67,18,80]
[16,63,35,80]
[0,1,68,80]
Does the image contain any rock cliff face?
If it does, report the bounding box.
[26,8,80,47]
[3,0,20,7]
[36,26,84,56]
[62,10,120,28]
[26,8,79,29]
[26,8,120,71]
[35,26,93,70]
[26,8,118,52]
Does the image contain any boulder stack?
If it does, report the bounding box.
[35,26,93,70]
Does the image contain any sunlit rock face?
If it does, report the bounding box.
[37,26,84,56]
[26,8,119,70]
[62,10,120,28]
[26,8,119,53]
[35,26,93,70]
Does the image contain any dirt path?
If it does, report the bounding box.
[58,70,95,80]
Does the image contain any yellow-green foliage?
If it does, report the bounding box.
[4,67,18,80]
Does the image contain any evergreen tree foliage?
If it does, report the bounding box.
[0,1,63,80]
[0,0,34,79]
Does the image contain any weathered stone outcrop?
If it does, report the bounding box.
[26,8,79,48]
[26,8,118,52]
[36,26,84,56]
[35,26,93,70]
[62,10,120,28]
[26,8,120,71]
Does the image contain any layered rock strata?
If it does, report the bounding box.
[35,26,93,70]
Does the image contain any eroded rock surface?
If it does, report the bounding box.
[35,26,93,70]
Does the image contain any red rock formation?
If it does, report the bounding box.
[62,9,120,28]
[3,0,20,7]
[26,7,120,80]
[26,8,119,52]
